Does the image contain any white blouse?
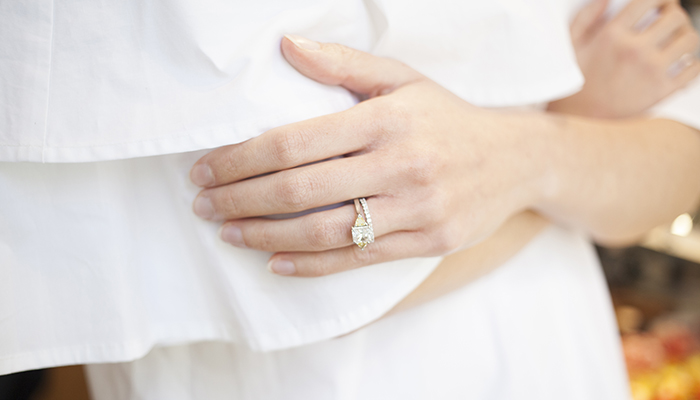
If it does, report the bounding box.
[0,0,581,163]
[0,0,698,379]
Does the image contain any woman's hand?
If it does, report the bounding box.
[388,0,700,318]
[191,33,700,278]
[548,0,700,118]
[190,35,547,277]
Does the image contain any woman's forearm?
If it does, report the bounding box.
[530,116,700,246]
[387,115,700,318]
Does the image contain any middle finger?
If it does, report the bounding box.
[193,155,387,220]
[642,4,690,47]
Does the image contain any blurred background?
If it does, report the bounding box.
[603,3,700,397]
[1,1,700,399]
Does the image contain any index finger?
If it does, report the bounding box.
[189,99,383,188]
[612,0,676,29]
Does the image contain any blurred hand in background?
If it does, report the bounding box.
[549,0,700,118]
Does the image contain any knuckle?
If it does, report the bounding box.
[384,99,412,127]
[364,97,390,120]
[270,131,306,166]
[372,97,412,131]
[365,100,403,140]
[276,172,316,210]
[216,188,240,218]
[429,240,452,256]
[399,150,442,186]
[206,146,238,182]
[220,151,238,178]
[423,190,450,223]
[307,217,344,249]
[429,224,462,255]
[368,97,420,143]
[616,38,644,63]
[255,225,275,250]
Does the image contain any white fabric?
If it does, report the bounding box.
[0,153,439,373]
[0,0,699,397]
[84,226,631,400]
[0,0,582,162]
[0,0,590,375]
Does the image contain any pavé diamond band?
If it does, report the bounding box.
[351,198,374,250]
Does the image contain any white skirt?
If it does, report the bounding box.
[0,151,440,374]
[1,147,630,398]
[84,225,632,400]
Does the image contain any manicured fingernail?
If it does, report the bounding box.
[193,196,215,220]
[220,225,246,247]
[284,34,320,51]
[191,164,214,187]
[268,259,296,275]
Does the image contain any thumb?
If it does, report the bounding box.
[570,0,609,42]
[281,34,424,98]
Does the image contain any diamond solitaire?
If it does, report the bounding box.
[352,198,374,250]
[352,215,374,250]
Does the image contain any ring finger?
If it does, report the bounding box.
[219,196,425,252]
[663,29,700,74]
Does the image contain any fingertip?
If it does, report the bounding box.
[280,34,320,73]
[283,34,321,51]
[190,163,214,187]
[193,194,216,220]
[220,224,246,248]
[267,257,297,276]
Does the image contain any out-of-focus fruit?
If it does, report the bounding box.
[623,334,666,375]
[653,321,698,362]
[685,355,700,399]
[687,355,700,382]
[656,364,694,400]
[630,374,657,400]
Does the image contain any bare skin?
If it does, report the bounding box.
[391,0,700,315]
[550,0,700,118]
[189,0,700,315]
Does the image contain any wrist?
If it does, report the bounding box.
[501,110,563,215]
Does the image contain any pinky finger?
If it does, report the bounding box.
[267,230,442,277]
